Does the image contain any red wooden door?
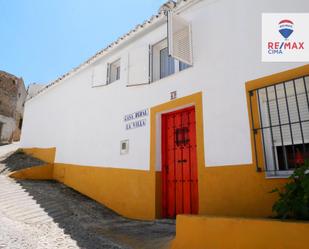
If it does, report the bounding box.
[161,106,198,218]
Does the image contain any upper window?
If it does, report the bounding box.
[160,47,175,79]
[152,39,190,82]
[108,59,120,84]
[249,76,309,177]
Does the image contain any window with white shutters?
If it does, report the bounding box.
[127,45,151,86]
[249,76,309,175]
[167,11,193,65]
[152,39,190,82]
[91,63,107,87]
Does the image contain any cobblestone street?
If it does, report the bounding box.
[0,145,175,249]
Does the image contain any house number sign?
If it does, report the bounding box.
[124,109,149,130]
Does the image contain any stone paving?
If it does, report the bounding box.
[0,144,175,249]
[0,143,20,159]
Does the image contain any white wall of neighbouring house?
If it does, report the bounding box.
[21,0,308,170]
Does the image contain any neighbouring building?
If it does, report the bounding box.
[26,83,46,100]
[21,0,309,220]
[0,70,27,144]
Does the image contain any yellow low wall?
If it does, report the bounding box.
[200,165,288,218]
[171,215,309,249]
[11,146,157,220]
[14,145,288,221]
[53,163,156,220]
[22,147,56,163]
[9,164,54,180]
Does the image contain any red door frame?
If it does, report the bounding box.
[161,106,199,218]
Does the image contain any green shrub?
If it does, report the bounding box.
[271,161,309,220]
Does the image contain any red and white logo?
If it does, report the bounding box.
[262,13,309,62]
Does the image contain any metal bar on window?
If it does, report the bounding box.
[292,79,306,155]
[283,82,296,168]
[274,85,289,170]
[257,89,268,171]
[249,91,261,172]
[303,77,309,113]
[254,119,309,131]
[265,86,278,172]
[251,75,309,92]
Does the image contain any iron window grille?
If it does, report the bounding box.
[249,75,309,176]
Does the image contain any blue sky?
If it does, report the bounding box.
[0,0,166,86]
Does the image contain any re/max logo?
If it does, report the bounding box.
[268,41,305,54]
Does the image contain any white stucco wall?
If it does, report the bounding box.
[21,0,308,170]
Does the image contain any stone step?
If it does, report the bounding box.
[0,196,36,208]
[0,191,31,201]
[0,176,51,227]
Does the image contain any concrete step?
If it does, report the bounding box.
[0,176,53,226]
[0,197,37,208]
[0,191,32,201]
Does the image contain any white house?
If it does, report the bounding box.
[20,0,309,220]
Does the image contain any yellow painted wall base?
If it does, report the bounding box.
[22,147,56,163]
[53,163,156,220]
[200,165,287,218]
[9,164,54,180]
[12,154,288,220]
[171,215,309,249]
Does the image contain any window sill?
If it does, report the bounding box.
[91,79,121,88]
[126,82,150,87]
[152,65,193,84]
[265,170,294,179]
[109,79,120,84]
[91,84,107,88]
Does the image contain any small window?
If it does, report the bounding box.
[152,39,191,82]
[175,127,189,147]
[108,59,120,84]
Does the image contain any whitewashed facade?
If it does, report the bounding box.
[21,0,308,170]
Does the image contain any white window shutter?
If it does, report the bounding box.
[106,62,110,84]
[128,45,150,86]
[168,11,193,65]
[121,53,129,83]
[92,63,107,87]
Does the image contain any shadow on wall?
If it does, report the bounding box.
[16,179,175,249]
[0,150,44,175]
